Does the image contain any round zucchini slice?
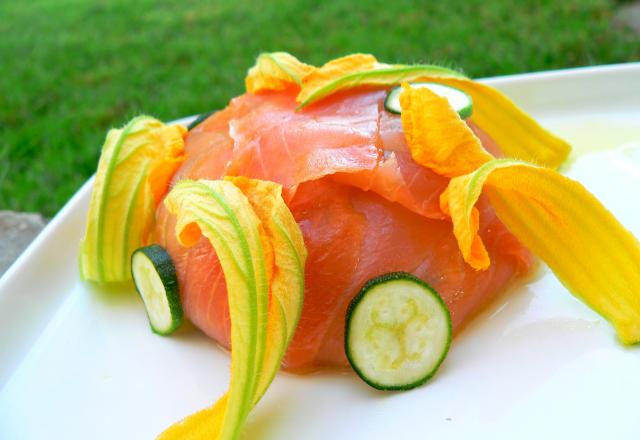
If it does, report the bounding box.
[131,245,183,335]
[345,272,452,391]
[385,82,473,118]
[187,110,214,131]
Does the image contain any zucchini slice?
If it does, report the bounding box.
[385,82,473,118]
[345,272,452,391]
[131,245,183,335]
[187,110,214,131]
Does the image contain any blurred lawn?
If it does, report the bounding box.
[1,0,638,217]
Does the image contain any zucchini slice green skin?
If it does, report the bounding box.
[187,110,215,131]
[345,272,452,391]
[385,82,473,119]
[131,245,183,336]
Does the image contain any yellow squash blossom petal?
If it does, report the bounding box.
[148,155,186,205]
[226,176,307,402]
[399,84,493,177]
[297,54,464,108]
[291,52,568,167]
[163,179,269,440]
[158,396,228,440]
[441,159,640,344]
[298,53,381,98]
[245,52,316,94]
[424,78,571,168]
[159,178,306,440]
[79,116,186,283]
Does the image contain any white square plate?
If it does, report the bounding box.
[1,64,639,439]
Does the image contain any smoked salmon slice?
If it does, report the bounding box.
[155,87,533,370]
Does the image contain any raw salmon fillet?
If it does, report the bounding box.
[155,87,533,370]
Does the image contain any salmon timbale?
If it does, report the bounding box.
[155,87,533,370]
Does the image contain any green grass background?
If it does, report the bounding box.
[1,0,638,217]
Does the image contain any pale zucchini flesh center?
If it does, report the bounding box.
[387,82,472,117]
[349,280,449,386]
[132,253,173,332]
[411,83,469,112]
